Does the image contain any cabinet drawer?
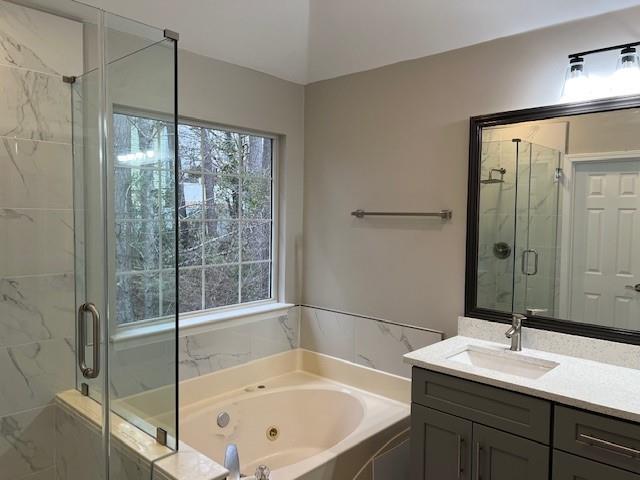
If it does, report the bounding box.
[553,450,640,480]
[555,406,640,474]
[412,368,551,444]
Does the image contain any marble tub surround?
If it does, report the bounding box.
[300,306,442,377]
[459,316,640,369]
[55,390,227,480]
[181,349,411,407]
[179,308,300,381]
[404,335,640,424]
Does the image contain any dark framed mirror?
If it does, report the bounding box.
[466,95,640,345]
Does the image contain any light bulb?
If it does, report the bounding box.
[561,56,592,102]
[611,46,640,96]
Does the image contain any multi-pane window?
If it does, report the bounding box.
[113,113,176,325]
[177,123,274,314]
[113,113,274,325]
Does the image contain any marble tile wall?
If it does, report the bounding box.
[299,306,442,378]
[178,309,300,381]
[0,2,82,479]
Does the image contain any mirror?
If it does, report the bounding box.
[467,98,640,343]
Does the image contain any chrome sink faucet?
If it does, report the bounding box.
[505,314,526,351]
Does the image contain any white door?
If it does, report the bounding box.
[570,159,640,329]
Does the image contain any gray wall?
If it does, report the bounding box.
[179,50,306,305]
[302,5,640,338]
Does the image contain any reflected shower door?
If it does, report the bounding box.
[513,142,562,317]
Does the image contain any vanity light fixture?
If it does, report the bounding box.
[611,46,640,96]
[561,56,590,102]
[562,41,640,101]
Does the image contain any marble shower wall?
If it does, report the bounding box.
[178,309,300,381]
[0,2,82,479]
[299,306,442,378]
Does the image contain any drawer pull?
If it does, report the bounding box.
[457,436,464,478]
[475,442,482,480]
[578,433,640,458]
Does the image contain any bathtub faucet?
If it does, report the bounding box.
[255,465,271,480]
[224,443,240,480]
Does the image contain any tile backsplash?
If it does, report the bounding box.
[175,305,443,382]
[300,306,442,378]
[178,310,300,381]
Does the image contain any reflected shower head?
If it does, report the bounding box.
[481,168,506,184]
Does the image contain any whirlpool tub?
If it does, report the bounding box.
[179,349,411,480]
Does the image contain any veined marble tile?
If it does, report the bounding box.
[18,466,55,480]
[354,318,441,377]
[54,404,104,480]
[250,313,299,360]
[179,326,251,381]
[0,65,72,143]
[0,274,74,348]
[110,338,176,399]
[0,338,74,417]
[0,1,82,76]
[0,209,74,277]
[0,405,55,480]
[0,138,72,209]
[300,307,355,362]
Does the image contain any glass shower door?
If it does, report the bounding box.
[71,8,179,479]
[513,142,562,317]
[105,13,178,450]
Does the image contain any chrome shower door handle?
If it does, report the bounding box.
[77,303,100,379]
[521,249,539,276]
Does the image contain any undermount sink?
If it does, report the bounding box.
[446,345,559,380]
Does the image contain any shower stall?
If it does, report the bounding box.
[0,0,178,478]
[477,138,563,317]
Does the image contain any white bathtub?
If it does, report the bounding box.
[179,349,410,480]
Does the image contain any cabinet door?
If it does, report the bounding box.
[411,403,472,480]
[553,450,640,480]
[473,424,549,480]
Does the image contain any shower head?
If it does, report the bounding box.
[481,168,506,184]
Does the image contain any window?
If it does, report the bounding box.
[113,113,275,325]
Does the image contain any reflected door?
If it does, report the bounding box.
[570,160,640,329]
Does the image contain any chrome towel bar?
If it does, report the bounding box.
[351,209,452,220]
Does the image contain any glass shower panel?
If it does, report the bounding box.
[477,140,518,311]
[105,13,178,449]
[513,142,562,317]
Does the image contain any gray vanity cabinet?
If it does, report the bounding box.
[411,368,551,479]
[553,451,640,480]
[473,423,549,480]
[411,404,472,479]
[411,367,640,480]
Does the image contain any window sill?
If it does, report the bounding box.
[111,302,295,350]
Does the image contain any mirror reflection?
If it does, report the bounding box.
[477,108,640,329]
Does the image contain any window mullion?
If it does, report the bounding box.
[237,136,244,305]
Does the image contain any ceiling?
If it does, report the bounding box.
[86,0,640,85]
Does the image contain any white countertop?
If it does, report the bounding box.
[404,335,640,423]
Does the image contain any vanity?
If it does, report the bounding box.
[409,95,640,479]
[405,334,640,480]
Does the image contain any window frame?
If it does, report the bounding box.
[112,108,281,331]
